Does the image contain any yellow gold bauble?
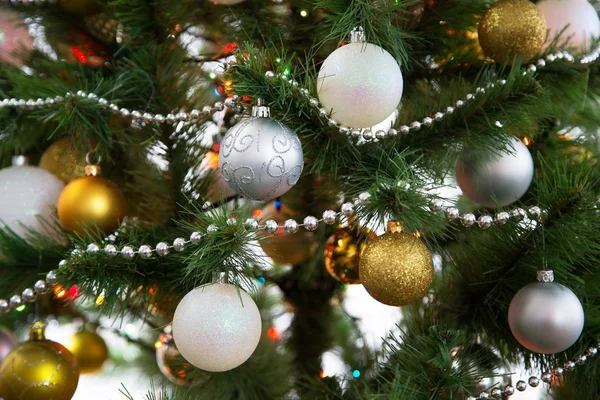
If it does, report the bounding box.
[0,322,79,400]
[259,203,318,265]
[66,331,108,374]
[478,0,546,63]
[324,227,375,284]
[39,138,90,183]
[57,165,126,235]
[359,222,434,306]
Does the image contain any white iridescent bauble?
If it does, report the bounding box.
[0,11,33,67]
[317,38,403,128]
[172,283,262,372]
[0,329,17,364]
[537,0,600,53]
[455,137,533,208]
[508,273,584,354]
[0,158,65,240]
[219,103,303,201]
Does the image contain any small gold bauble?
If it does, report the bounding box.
[359,222,434,306]
[66,331,108,374]
[39,138,90,183]
[0,322,79,400]
[478,0,547,63]
[324,227,375,284]
[57,169,126,235]
[259,203,318,265]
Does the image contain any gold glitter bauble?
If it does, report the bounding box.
[324,227,375,284]
[0,322,79,400]
[478,0,547,63]
[259,203,318,265]
[57,167,126,235]
[66,331,108,374]
[39,138,90,183]
[359,222,433,306]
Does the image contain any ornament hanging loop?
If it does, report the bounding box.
[537,270,554,283]
[349,26,365,43]
[252,98,271,118]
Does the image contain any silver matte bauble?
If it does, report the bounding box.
[456,137,533,208]
[172,283,262,372]
[317,28,403,129]
[508,277,584,354]
[219,102,303,201]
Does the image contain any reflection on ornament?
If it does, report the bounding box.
[0,156,65,241]
[259,202,318,265]
[0,11,33,67]
[360,221,433,306]
[219,101,304,201]
[317,28,403,128]
[0,322,79,400]
[40,138,91,183]
[537,0,600,53]
[0,329,17,364]
[508,271,584,354]
[324,226,375,284]
[172,283,262,372]
[66,330,109,374]
[57,164,126,235]
[156,332,206,387]
[478,0,546,63]
[455,137,534,208]
[58,0,103,15]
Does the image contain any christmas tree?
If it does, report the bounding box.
[0,0,599,399]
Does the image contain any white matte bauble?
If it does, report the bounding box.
[537,0,600,52]
[0,162,65,240]
[219,106,304,201]
[317,42,403,128]
[172,283,262,372]
[455,137,533,208]
[508,281,584,354]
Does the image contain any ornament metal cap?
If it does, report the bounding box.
[29,321,46,341]
[387,220,403,234]
[252,99,271,118]
[537,270,554,283]
[11,155,28,166]
[85,152,102,176]
[349,26,365,43]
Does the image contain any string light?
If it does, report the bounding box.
[352,369,361,378]
[300,9,308,17]
[267,327,281,340]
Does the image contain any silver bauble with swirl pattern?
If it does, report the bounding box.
[219,101,303,201]
[508,270,584,354]
[456,137,533,208]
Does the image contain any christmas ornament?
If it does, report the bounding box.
[58,0,103,15]
[57,163,126,235]
[478,0,547,63]
[359,221,433,306]
[0,11,33,68]
[259,201,318,265]
[455,137,534,208]
[172,283,262,372]
[0,329,17,364]
[537,0,600,53]
[508,270,584,354]
[317,27,403,128]
[0,322,79,400]
[39,138,91,183]
[84,13,126,45]
[324,226,375,284]
[66,330,108,374]
[156,332,206,387]
[0,156,65,240]
[219,100,304,201]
